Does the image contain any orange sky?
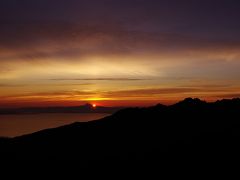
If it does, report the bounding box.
[1,44,240,107]
[1,0,240,108]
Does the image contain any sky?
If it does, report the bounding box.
[0,0,240,107]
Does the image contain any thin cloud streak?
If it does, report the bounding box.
[2,87,240,100]
[214,94,240,99]
[49,78,149,81]
[0,84,27,87]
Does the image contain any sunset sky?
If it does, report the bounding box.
[1,0,240,107]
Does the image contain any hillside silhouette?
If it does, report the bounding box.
[1,98,240,178]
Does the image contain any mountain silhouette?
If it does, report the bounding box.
[1,98,240,178]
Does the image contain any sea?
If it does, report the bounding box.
[0,113,109,137]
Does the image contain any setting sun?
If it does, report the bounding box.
[92,104,97,108]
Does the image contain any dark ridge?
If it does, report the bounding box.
[1,98,240,178]
[175,97,207,106]
[171,97,207,109]
[215,98,240,107]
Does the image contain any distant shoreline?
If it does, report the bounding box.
[0,113,110,137]
[0,104,124,115]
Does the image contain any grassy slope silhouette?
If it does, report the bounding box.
[1,98,240,177]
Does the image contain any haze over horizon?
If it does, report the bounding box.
[1,0,240,108]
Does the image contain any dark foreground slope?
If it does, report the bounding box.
[1,98,240,178]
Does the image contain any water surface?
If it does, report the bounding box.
[0,113,109,137]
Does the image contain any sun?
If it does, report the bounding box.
[92,104,97,108]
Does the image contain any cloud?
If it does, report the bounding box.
[214,94,240,99]
[1,21,240,64]
[0,84,27,87]
[102,88,200,98]
[49,78,148,81]
[101,86,240,99]
[178,84,233,89]
[0,90,98,101]
[0,83,93,87]
[1,86,240,105]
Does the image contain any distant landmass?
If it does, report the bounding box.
[0,103,123,114]
[1,98,240,178]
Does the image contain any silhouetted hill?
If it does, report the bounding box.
[1,98,240,178]
[0,104,123,114]
[174,97,207,107]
